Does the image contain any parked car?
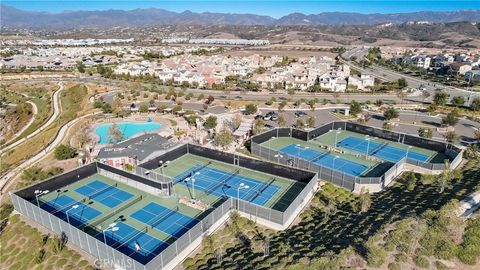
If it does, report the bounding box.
[263,111,278,121]
[294,111,307,118]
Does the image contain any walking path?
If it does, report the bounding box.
[0,82,64,156]
[0,112,101,200]
[3,100,38,146]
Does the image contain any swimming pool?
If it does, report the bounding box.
[95,122,161,144]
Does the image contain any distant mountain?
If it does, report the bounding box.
[1,4,479,29]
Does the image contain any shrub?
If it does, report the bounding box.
[413,256,430,268]
[388,262,400,270]
[435,261,448,270]
[435,239,457,260]
[54,144,76,160]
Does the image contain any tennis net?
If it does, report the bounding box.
[87,183,118,200]
[87,195,143,229]
[149,206,179,229]
[205,169,240,195]
[112,225,149,250]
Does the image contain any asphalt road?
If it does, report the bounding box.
[341,47,480,105]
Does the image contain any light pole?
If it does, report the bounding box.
[274,154,284,164]
[237,183,250,210]
[159,160,170,181]
[185,176,197,200]
[333,155,340,171]
[405,146,412,160]
[34,190,50,207]
[102,223,119,247]
[334,128,342,147]
[66,204,79,237]
[268,137,276,161]
[365,136,371,157]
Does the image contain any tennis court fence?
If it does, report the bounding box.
[251,121,463,191]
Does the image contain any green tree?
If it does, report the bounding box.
[307,116,315,128]
[403,171,417,191]
[108,123,124,143]
[383,107,399,121]
[437,160,453,193]
[244,104,258,115]
[445,130,457,143]
[76,61,85,73]
[139,104,148,113]
[215,127,234,149]
[358,187,372,213]
[102,103,112,113]
[278,114,287,127]
[349,100,362,116]
[231,114,242,130]
[54,144,76,160]
[433,91,449,106]
[253,119,265,135]
[451,96,465,107]
[397,78,408,89]
[295,118,305,129]
[442,110,459,127]
[204,116,218,129]
[470,97,480,111]
[418,127,433,139]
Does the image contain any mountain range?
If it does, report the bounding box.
[1,4,479,29]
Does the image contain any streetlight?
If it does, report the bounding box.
[237,183,250,210]
[159,160,170,181]
[333,155,340,171]
[102,223,119,246]
[365,136,371,156]
[34,190,50,207]
[268,137,276,161]
[274,154,283,163]
[185,176,197,200]
[405,146,412,160]
[334,129,342,148]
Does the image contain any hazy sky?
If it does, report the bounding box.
[4,1,480,18]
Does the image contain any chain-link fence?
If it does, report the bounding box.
[11,192,235,270]
[250,121,463,191]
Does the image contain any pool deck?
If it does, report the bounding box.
[92,119,166,145]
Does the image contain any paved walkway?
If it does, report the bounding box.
[0,82,64,156]
[0,112,101,200]
[3,100,38,146]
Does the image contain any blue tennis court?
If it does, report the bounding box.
[173,166,280,206]
[104,222,166,263]
[41,195,102,226]
[280,144,368,176]
[75,180,134,208]
[337,136,430,162]
[131,202,198,238]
